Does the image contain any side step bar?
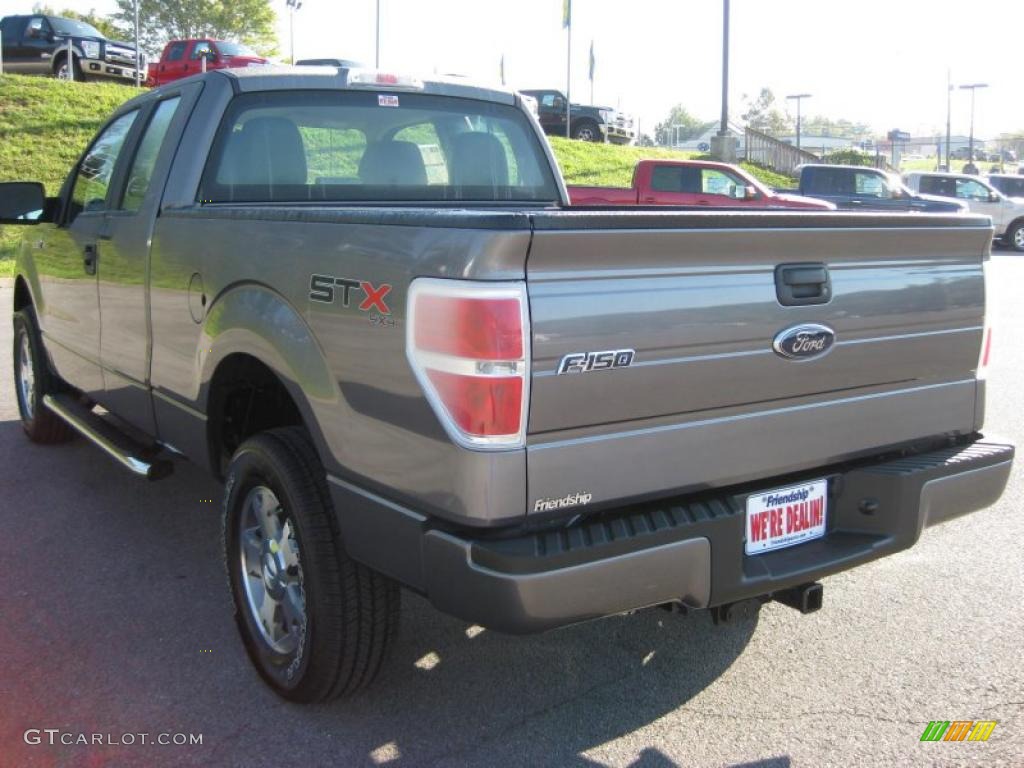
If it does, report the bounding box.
[43,394,174,481]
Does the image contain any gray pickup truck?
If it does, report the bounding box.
[1,67,1013,704]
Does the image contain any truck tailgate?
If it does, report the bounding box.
[524,211,991,514]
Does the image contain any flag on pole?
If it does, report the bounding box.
[562,0,571,28]
[588,41,595,82]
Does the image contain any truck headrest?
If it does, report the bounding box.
[218,117,308,187]
[448,132,509,188]
[358,141,428,187]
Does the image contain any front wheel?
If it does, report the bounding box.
[54,54,83,81]
[1006,221,1024,252]
[223,427,400,702]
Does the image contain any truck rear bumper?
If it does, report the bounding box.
[329,438,1012,634]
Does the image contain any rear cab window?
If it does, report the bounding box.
[165,42,187,62]
[200,90,559,204]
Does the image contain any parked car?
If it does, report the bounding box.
[0,14,144,83]
[794,164,967,213]
[568,159,834,209]
[904,171,1024,251]
[147,39,268,87]
[519,88,635,144]
[987,173,1024,200]
[0,68,1011,704]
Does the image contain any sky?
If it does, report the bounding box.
[3,0,1022,140]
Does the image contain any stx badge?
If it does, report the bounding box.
[310,274,392,315]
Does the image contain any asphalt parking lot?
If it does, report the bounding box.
[1,256,1022,768]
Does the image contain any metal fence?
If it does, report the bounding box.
[744,127,820,176]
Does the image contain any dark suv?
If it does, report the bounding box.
[520,88,635,144]
[0,14,144,83]
[988,174,1024,199]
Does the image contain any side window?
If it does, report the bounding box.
[650,166,683,192]
[918,176,951,196]
[701,169,742,197]
[70,111,138,221]
[191,42,213,60]
[956,179,991,201]
[300,126,366,184]
[26,16,47,38]
[540,94,556,108]
[165,42,187,62]
[854,172,888,198]
[121,98,181,212]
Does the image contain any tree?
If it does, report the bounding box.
[31,5,122,40]
[740,88,793,137]
[654,105,711,146]
[799,115,871,140]
[111,0,278,56]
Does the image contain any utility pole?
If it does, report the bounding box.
[945,69,952,170]
[786,93,812,153]
[133,0,140,87]
[960,83,988,172]
[710,0,735,161]
[564,0,572,138]
[286,0,302,64]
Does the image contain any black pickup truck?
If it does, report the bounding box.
[0,14,144,84]
[520,88,635,144]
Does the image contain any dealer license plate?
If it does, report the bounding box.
[744,479,828,555]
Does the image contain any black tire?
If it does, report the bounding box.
[223,426,400,702]
[54,53,83,82]
[1006,220,1024,253]
[13,308,74,444]
[572,120,602,142]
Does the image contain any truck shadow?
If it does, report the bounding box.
[0,420,758,768]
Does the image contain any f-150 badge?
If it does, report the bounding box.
[557,349,635,375]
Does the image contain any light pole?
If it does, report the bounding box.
[959,83,988,170]
[286,0,302,64]
[786,93,811,152]
[710,0,735,161]
[133,0,140,87]
[945,69,952,170]
[375,0,380,67]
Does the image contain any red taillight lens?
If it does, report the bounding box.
[426,371,523,436]
[414,295,523,360]
[407,279,529,449]
[981,327,992,369]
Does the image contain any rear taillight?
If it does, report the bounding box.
[407,279,529,449]
[978,261,993,380]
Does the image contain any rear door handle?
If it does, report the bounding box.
[83,243,98,275]
[775,262,831,306]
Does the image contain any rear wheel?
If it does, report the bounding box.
[1007,221,1024,252]
[223,426,400,702]
[13,309,73,444]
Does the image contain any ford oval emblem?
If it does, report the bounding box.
[772,323,835,360]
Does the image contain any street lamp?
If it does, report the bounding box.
[959,83,988,171]
[376,0,381,67]
[286,0,302,64]
[786,93,812,152]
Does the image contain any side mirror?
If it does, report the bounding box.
[744,185,759,200]
[552,97,565,110]
[204,51,218,61]
[0,182,48,225]
[26,27,42,39]
[990,192,1001,203]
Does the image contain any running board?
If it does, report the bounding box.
[42,394,174,481]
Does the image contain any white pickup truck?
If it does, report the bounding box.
[904,171,1024,251]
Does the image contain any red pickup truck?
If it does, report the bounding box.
[147,39,267,87]
[568,159,834,209]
